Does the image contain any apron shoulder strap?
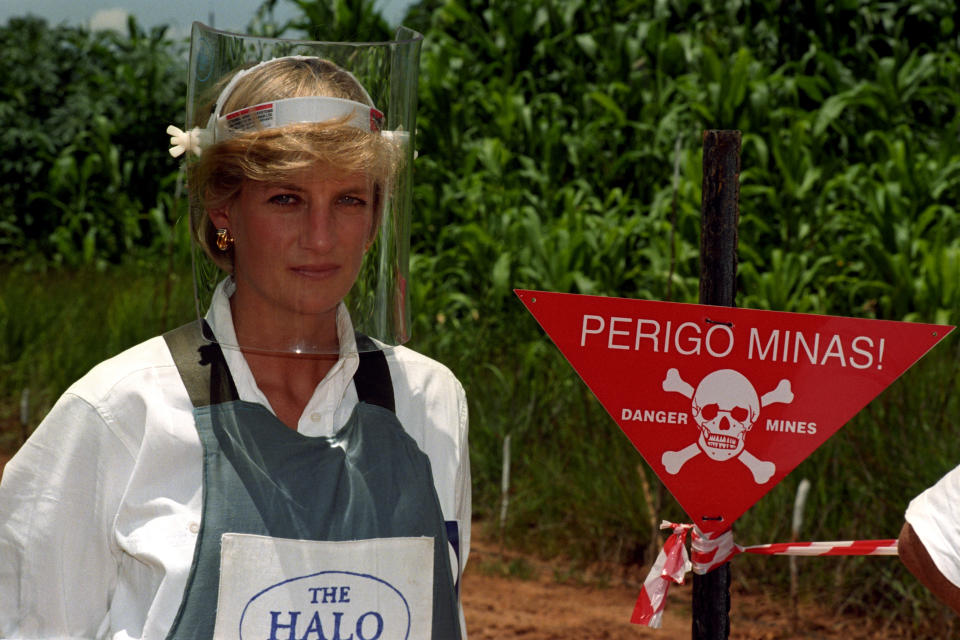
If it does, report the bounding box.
[354,334,396,414]
[163,320,239,407]
[164,321,395,413]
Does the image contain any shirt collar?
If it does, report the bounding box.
[204,277,361,417]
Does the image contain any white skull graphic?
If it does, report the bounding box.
[691,369,760,461]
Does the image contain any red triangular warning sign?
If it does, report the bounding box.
[516,289,953,533]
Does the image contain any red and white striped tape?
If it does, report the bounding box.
[630,523,692,627]
[735,538,898,557]
[631,521,898,628]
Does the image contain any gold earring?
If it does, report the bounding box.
[216,228,234,251]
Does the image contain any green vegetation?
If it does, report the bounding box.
[0,16,186,268]
[2,0,960,634]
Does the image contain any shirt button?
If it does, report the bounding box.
[310,412,323,422]
[189,522,200,534]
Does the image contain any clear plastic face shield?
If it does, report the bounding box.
[174,23,421,354]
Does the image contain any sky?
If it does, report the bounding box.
[0,0,414,39]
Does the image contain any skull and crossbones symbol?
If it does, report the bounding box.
[660,367,793,484]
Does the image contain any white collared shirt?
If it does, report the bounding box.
[0,281,470,639]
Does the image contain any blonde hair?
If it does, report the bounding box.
[189,57,399,271]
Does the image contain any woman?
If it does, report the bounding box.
[0,27,468,640]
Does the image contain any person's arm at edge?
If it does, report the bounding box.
[899,521,960,615]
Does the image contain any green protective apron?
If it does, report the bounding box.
[161,321,461,640]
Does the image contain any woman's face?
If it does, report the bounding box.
[211,164,376,332]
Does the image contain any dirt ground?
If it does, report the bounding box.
[461,526,920,640]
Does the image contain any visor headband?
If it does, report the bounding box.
[216,96,384,141]
[167,55,382,158]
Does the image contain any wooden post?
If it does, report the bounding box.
[693,129,741,640]
[699,130,741,309]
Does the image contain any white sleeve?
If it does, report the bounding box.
[0,392,135,639]
[452,377,471,640]
[905,464,960,588]
[454,377,471,573]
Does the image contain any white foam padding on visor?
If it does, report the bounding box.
[169,56,387,157]
[215,96,384,141]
